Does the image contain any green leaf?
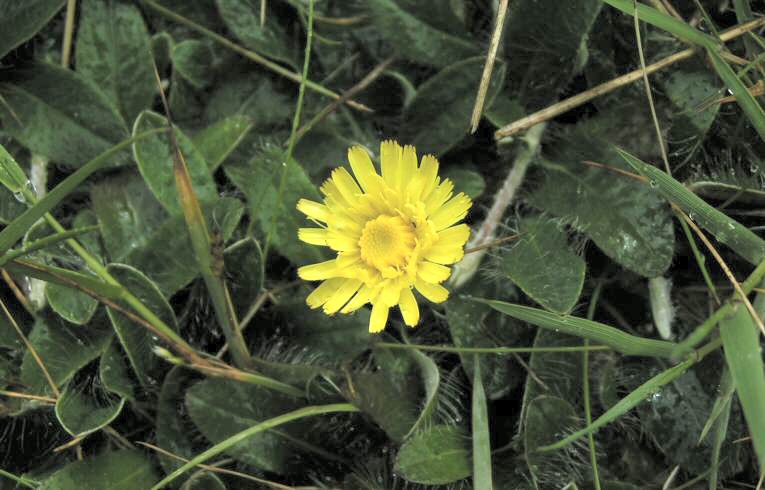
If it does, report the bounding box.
[276,289,371,361]
[185,377,306,474]
[75,0,156,125]
[524,395,580,486]
[192,115,253,171]
[478,299,677,358]
[224,238,264,319]
[367,0,478,68]
[504,0,602,110]
[0,143,28,193]
[0,0,65,59]
[91,171,198,296]
[394,425,471,485]
[402,57,506,156]
[445,290,522,399]
[720,303,765,470]
[99,340,136,400]
[38,450,159,490]
[215,0,296,67]
[20,315,111,395]
[661,67,720,140]
[210,196,244,241]
[105,263,178,388]
[472,360,493,490]
[444,168,486,200]
[171,40,216,89]
[529,135,675,278]
[225,145,327,265]
[55,380,125,437]
[132,110,217,215]
[619,149,765,266]
[0,63,128,167]
[204,76,290,129]
[0,186,25,224]
[351,346,436,442]
[500,217,585,314]
[157,367,199,477]
[45,281,99,325]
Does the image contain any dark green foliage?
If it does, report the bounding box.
[1,1,764,488]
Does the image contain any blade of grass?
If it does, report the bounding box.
[719,303,765,471]
[473,299,677,358]
[538,338,722,452]
[698,366,735,444]
[375,342,611,354]
[5,259,123,299]
[470,0,509,133]
[0,469,38,489]
[707,368,733,490]
[0,129,165,256]
[584,282,603,490]
[151,403,359,489]
[618,148,765,265]
[151,64,252,370]
[472,357,493,489]
[0,226,99,267]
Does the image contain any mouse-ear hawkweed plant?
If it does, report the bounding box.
[296,140,472,333]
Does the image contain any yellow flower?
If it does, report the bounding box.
[296,140,472,333]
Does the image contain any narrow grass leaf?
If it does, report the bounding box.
[472,358,493,490]
[538,358,694,452]
[476,299,677,358]
[619,148,765,265]
[719,304,765,470]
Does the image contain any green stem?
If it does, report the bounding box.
[0,469,37,489]
[151,403,359,489]
[0,226,99,266]
[375,342,611,354]
[584,282,603,490]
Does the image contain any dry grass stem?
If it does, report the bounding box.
[678,207,765,337]
[470,0,510,133]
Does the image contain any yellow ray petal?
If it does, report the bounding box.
[326,230,359,252]
[323,279,362,314]
[331,167,363,204]
[425,179,454,215]
[418,155,439,200]
[378,279,402,307]
[348,146,382,194]
[418,261,451,283]
[415,278,449,303]
[423,244,465,265]
[369,301,390,333]
[430,193,472,231]
[398,287,419,327]
[298,228,329,246]
[438,223,471,245]
[399,145,418,192]
[306,278,345,309]
[380,140,402,188]
[340,284,375,313]
[298,260,338,281]
[296,199,330,222]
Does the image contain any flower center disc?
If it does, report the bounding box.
[359,215,416,272]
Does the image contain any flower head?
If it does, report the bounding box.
[296,140,472,333]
